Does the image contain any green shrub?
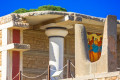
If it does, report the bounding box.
[38,5,67,11]
[29,9,38,12]
[13,8,29,13]
[13,5,67,13]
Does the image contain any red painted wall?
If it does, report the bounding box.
[13,29,20,43]
[12,29,20,80]
[12,51,20,80]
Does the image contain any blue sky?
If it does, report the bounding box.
[0,0,120,19]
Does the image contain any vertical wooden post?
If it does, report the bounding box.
[19,71,21,80]
[48,65,50,80]
[67,60,71,78]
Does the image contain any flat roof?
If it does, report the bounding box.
[0,11,120,34]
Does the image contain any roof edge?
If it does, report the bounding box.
[0,11,120,25]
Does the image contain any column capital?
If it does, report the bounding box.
[45,27,68,37]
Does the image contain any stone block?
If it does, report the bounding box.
[95,15,117,73]
[75,24,90,77]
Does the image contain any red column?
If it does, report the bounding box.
[12,29,20,80]
[13,29,20,43]
[12,51,20,80]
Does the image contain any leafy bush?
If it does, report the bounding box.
[13,5,67,13]
[29,9,38,12]
[38,5,67,11]
[13,8,29,13]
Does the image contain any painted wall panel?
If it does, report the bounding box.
[12,29,20,80]
[12,51,20,80]
[13,29,20,43]
[87,33,103,62]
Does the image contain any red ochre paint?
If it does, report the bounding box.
[12,29,20,80]
[12,51,20,80]
[13,29,20,43]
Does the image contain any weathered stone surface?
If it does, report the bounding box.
[75,24,90,77]
[14,43,30,50]
[0,43,30,51]
[117,35,120,69]
[60,71,120,80]
[0,13,120,80]
[96,15,117,73]
[22,29,75,80]
[0,11,108,25]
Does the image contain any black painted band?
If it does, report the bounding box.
[46,27,67,30]
[48,36,64,38]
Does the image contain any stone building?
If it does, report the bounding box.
[0,11,120,80]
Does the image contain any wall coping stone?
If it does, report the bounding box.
[1,11,119,26]
[0,43,30,51]
[60,71,120,80]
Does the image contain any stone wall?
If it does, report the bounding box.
[0,28,119,80]
[117,35,120,69]
[61,71,120,80]
[22,29,75,80]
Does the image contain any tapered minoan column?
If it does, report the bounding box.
[0,23,30,80]
[75,24,90,77]
[45,27,68,79]
[96,15,117,73]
